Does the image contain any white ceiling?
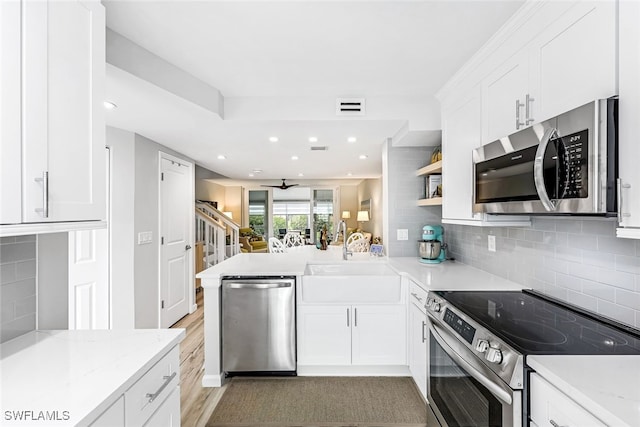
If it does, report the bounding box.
[103,0,524,182]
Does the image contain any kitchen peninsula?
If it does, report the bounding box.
[197,247,523,387]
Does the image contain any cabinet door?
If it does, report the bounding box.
[90,396,124,427]
[409,302,427,399]
[351,305,406,365]
[0,0,21,225]
[617,0,640,231]
[143,387,180,427]
[442,88,483,223]
[531,1,616,123]
[482,51,529,143]
[297,305,351,365]
[22,0,105,223]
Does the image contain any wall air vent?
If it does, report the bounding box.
[310,146,329,151]
[336,98,365,116]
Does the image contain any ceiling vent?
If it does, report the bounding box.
[310,146,329,151]
[336,98,365,116]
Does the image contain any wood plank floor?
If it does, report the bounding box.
[172,289,227,427]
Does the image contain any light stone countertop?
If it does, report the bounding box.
[0,329,185,426]
[197,248,524,292]
[527,355,640,427]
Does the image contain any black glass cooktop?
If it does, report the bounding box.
[435,290,640,355]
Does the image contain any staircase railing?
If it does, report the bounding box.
[195,202,241,270]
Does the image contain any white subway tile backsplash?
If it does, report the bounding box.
[598,236,636,255]
[615,289,640,311]
[596,268,635,291]
[597,300,635,326]
[582,279,615,302]
[0,236,37,343]
[448,219,640,329]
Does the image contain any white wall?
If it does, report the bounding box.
[107,126,136,329]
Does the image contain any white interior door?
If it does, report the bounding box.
[160,155,192,328]
[68,228,109,329]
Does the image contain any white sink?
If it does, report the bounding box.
[304,262,397,276]
[301,262,401,303]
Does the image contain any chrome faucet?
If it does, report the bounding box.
[337,220,352,260]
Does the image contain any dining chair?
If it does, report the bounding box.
[268,237,286,253]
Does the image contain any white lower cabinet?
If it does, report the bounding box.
[530,373,605,427]
[297,304,406,366]
[144,387,181,427]
[89,345,181,426]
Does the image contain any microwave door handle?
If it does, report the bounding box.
[427,317,513,406]
[534,127,559,211]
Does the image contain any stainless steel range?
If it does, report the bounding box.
[425,290,640,427]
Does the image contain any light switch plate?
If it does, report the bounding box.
[397,229,409,241]
[138,231,153,245]
[488,235,496,252]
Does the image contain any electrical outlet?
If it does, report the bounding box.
[488,235,496,252]
[397,229,409,241]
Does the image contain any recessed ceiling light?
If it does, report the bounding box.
[308,137,318,143]
[103,101,117,110]
[347,172,353,177]
[217,155,226,160]
[249,173,254,177]
[298,173,304,177]
[269,137,279,142]
[252,169,263,174]
[359,154,368,160]
[291,155,299,160]
[347,137,357,143]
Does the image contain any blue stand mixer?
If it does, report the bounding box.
[419,225,446,264]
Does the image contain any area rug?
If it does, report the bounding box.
[206,376,428,427]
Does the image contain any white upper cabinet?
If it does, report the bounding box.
[531,1,617,122]
[482,50,531,143]
[1,0,106,229]
[617,0,640,237]
[442,88,483,223]
[481,1,617,145]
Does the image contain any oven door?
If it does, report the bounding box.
[427,318,521,427]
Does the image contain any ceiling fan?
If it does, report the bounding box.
[261,179,299,190]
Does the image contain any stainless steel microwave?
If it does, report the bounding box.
[473,99,618,215]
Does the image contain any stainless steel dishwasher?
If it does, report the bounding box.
[221,276,296,375]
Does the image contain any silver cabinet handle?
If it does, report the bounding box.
[549,420,567,427]
[145,372,176,403]
[225,282,292,289]
[515,99,525,129]
[410,292,423,302]
[347,308,350,327]
[534,127,559,211]
[354,308,358,327]
[617,178,631,223]
[421,320,426,343]
[34,171,49,218]
[525,94,535,125]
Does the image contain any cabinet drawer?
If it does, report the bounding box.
[530,373,605,427]
[125,346,180,426]
[409,281,427,313]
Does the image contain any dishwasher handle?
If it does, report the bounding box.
[224,281,293,290]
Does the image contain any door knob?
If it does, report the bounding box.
[185,245,192,250]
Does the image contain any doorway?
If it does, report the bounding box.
[159,152,194,328]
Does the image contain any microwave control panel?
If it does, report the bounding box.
[557,129,589,199]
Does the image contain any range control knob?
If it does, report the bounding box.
[426,298,434,308]
[475,339,489,353]
[432,302,442,313]
[485,346,503,364]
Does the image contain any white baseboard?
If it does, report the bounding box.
[202,373,224,387]
[297,365,410,376]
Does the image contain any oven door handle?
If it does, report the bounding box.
[428,318,513,406]
[534,127,559,212]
